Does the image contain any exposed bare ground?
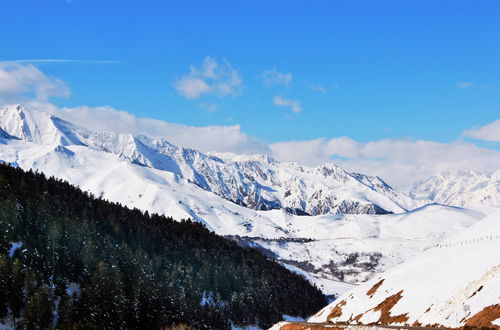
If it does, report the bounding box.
[464,304,500,329]
[339,290,408,325]
[327,300,347,322]
[274,322,444,329]
[274,302,499,329]
[373,290,409,324]
[367,279,385,297]
[279,323,343,330]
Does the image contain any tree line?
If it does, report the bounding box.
[0,163,326,329]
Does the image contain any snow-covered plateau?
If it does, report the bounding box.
[1,104,499,309]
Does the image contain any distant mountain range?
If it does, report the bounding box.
[411,170,500,207]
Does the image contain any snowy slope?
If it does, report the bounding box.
[242,204,487,295]
[0,104,415,216]
[302,211,500,329]
[411,170,500,207]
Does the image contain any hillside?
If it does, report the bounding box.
[0,163,326,329]
[272,212,500,329]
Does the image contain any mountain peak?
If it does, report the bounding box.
[0,104,89,146]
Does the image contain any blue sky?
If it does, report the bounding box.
[1,0,499,143]
[1,0,500,187]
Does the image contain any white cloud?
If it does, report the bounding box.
[261,69,292,86]
[273,95,302,113]
[457,81,474,89]
[0,63,69,103]
[175,77,211,99]
[174,57,242,99]
[464,119,500,142]
[271,137,500,190]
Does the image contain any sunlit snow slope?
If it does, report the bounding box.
[292,211,500,329]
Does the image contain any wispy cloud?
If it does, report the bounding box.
[464,119,500,143]
[197,102,218,113]
[457,81,474,89]
[311,83,340,93]
[273,95,302,113]
[174,57,242,99]
[261,69,292,86]
[311,85,327,93]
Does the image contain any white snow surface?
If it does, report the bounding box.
[308,211,500,328]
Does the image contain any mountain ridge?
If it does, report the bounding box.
[0,104,414,216]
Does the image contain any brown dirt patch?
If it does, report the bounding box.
[353,313,364,322]
[426,323,441,327]
[412,320,422,327]
[366,279,385,297]
[373,290,409,324]
[326,300,346,322]
[279,323,343,330]
[465,304,500,329]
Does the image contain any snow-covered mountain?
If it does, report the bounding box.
[0,104,413,216]
[271,211,500,329]
[0,104,497,301]
[411,170,500,207]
